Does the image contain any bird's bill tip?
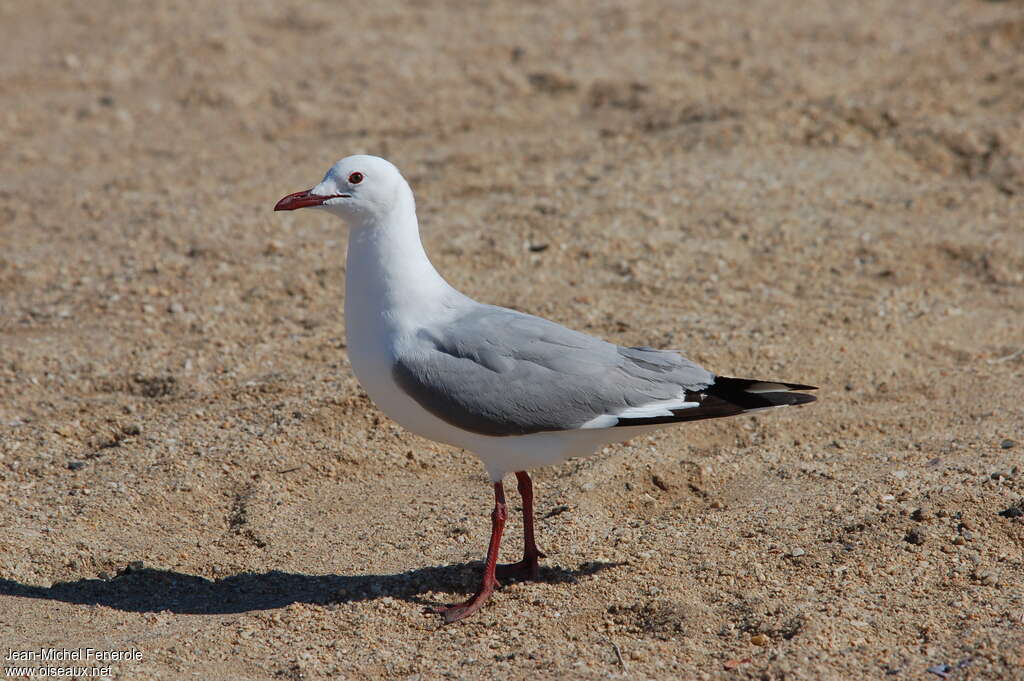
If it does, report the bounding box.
[274,188,324,211]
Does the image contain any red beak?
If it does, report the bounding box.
[274,189,350,211]
[274,189,325,211]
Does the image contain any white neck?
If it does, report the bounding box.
[342,197,458,338]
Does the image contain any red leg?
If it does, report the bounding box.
[497,471,546,581]
[431,482,507,623]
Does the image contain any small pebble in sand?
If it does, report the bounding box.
[973,570,998,586]
[1000,439,1016,449]
[997,504,1023,519]
[750,633,770,646]
[905,529,926,545]
[790,547,805,557]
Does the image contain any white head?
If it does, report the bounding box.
[274,155,414,225]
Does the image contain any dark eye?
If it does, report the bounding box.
[348,172,364,185]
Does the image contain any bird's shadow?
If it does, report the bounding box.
[0,560,620,615]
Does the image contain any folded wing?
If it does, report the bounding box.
[392,305,815,437]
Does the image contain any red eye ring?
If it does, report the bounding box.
[348,172,364,185]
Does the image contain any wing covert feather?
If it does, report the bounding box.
[392,306,714,436]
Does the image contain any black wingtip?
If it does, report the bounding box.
[783,382,818,392]
[610,375,817,429]
[703,375,818,410]
[711,376,818,392]
[780,391,817,405]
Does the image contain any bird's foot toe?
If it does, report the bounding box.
[496,556,543,582]
[427,585,497,624]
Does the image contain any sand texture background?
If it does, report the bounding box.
[2,1,1023,679]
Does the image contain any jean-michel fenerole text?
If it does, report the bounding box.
[5,648,142,662]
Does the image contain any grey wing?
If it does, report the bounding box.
[391,305,715,436]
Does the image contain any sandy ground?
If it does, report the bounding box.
[2,1,1024,679]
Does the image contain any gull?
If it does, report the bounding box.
[275,155,817,623]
